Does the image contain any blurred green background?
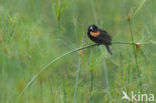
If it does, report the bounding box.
[0,0,156,103]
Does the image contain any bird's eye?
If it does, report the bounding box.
[90,26,93,30]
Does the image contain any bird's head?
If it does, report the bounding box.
[88,24,98,32]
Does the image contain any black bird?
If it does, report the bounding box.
[87,24,112,55]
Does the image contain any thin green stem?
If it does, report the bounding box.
[112,41,135,45]
[90,0,98,25]
[16,41,138,102]
[132,0,146,18]
[103,57,110,89]
[128,22,139,73]
[90,69,93,103]
[63,73,66,103]
[16,44,98,103]
[128,21,142,90]
[73,58,81,103]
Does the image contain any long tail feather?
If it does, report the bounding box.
[105,45,112,55]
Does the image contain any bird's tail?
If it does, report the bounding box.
[105,45,112,55]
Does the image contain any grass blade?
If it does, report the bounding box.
[16,41,142,102]
[16,44,98,102]
[133,0,146,18]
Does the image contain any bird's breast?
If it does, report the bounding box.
[90,31,100,37]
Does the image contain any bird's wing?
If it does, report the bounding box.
[96,29,112,45]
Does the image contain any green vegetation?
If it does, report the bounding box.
[0,0,156,103]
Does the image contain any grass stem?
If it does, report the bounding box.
[90,0,98,25]
[73,58,81,103]
[16,44,98,103]
[128,21,142,90]
[103,58,110,89]
[16,41,139,102]
[128,22,139,74]
[63,73,66,103]
[90,69,93,103]
[112,41,135,45]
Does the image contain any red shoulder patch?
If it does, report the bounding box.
[90,31,100,37]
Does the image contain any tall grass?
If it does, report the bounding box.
[0,0,156,103]
[73,58,81,103]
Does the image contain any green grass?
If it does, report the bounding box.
[0,0,156,103]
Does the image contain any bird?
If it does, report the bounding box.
[87,24,112,55]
